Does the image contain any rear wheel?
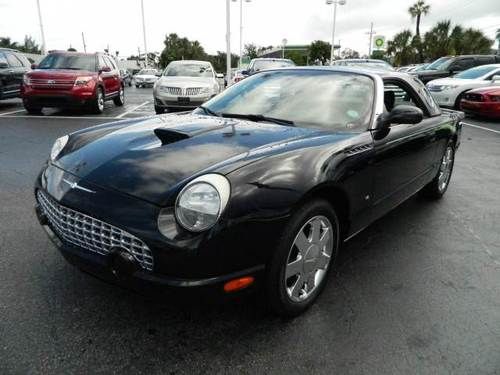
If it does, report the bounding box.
[91,87,104,114]
[113,86,125,106]
[24,102,43,115]
[421,141,455,199]
[266,199,340,317]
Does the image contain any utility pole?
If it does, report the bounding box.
[36,0,47,55]
[141,0,148,67]
[226,0,232,85]
[366,22,376,57]
[81,32,87,53]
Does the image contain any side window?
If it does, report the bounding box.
[383,81,428,117]
[411,77,441,116]
[98,55,107,70]
[14,53,31,67]
[5,52,23,67]
[452,58,474,71]
[0,52,7,66]
[104,56,117,70]
[477,56,493,65]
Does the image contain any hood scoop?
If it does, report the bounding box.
[154,128,191,145]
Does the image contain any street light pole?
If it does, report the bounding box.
[141,0,148,67]
[282,38,287,59]
[366,22,376,57]
[326,0,346,64]
[226,0,232,84]
[233,0,251,68]
[36,0,47,55]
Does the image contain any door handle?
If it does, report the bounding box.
[8,70,14,73]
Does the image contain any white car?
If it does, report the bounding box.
[426,64,500,108]
[153,60,222,114]
[134,68,160,88]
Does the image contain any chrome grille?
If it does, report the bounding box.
[30,78,74,89]
[37,190,154,271]
[185,87,202,96]
[160,86,183,95]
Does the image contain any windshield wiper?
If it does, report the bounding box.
[221,113,295,126]
[199,105,221,117]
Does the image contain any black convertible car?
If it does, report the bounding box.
[35,67,463,316]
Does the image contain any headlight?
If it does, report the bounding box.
[173,174,230,232]
[442,85,459,91]
[74,76,94,86]
[23,75,31,86]
[50,135,69,161]
[200,87,211,95]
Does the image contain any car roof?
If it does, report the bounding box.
[169,60,211,65]
[251,58,293,61]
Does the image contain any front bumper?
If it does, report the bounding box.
[460,100,500,118]
[34,165,281,293]
[154,92,210,109]
[22,86,96,108]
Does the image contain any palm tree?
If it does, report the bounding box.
[409,1,430,62]
[387,30,417,66]
[408,0,431,37]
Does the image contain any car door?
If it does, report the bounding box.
[370,78,442,221]
[4,51,26,96]
[98,55,114,97]
[0,52,16,97]
[104,56,121,94]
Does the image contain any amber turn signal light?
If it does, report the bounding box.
[223,276,255,293]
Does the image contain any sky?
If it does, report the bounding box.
[0,0,498,58]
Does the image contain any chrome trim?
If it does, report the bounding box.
[37,190,154,271]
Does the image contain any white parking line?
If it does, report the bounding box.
[116,101,150,119]
[462,122,500,135]
[0,109,26,116]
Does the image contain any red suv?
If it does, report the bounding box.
[22,52,124,114]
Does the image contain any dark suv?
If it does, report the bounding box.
[413,55,500,84]
[0,48,31,100]
[22,51,124,114]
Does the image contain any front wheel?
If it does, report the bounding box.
[421,142,455,199]
[24,102,43,115]
[155,105,165,114]
[91,87,104,114]
[266,199,340,317]
[113,86,125,106]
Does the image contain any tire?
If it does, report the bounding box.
[420,141,455,199]
[135,84,140,88]
[128,81,132,87]
[155,105,165,114]
[113,86,125,106]
[454,92,467,110]
[90,87,105,114]
[24,103,43,115]
[266,199,340,317]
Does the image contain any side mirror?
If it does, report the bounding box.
[99,66,111,73]
[0,62,8,69]
[378,105,423,128]
[30,63,38,69]
[241,70,249,76]
[491,75,500,82]
[216,73,224,79]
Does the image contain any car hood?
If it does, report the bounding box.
[54,113,340,205]
[427,78,483,86]
[135,74,157,79]
[157,76,215,87]
[28,69,96,79]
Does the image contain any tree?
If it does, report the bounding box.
[496,28,500,52]
[422,20,454,60]
[341,48,360,59]
[286,50,308,66]
[243,43,258,59]
[159,33,208,68]
[309,40,331,65]
[387,30,417,66]
[206,51,239,72]
[408,0,430,62]
[20,35,41,54]
[0,37,19,49]
[67,47,77,52]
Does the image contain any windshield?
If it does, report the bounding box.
[38,54,96,71]
[164,63,213,77]
[455,65,499,79]
[426,57,453,71]
[196,70,374,132]
[138,69,157,75]
[251,60,295,72]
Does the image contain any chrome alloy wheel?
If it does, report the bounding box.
[285,215,334,302]
[119,87,124,103]
[97,90,104,111]
[438,146,454,192]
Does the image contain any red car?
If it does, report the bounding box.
[460,86,500,119]
[22,52,124,114]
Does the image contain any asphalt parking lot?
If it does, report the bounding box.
[0,86,499,374]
